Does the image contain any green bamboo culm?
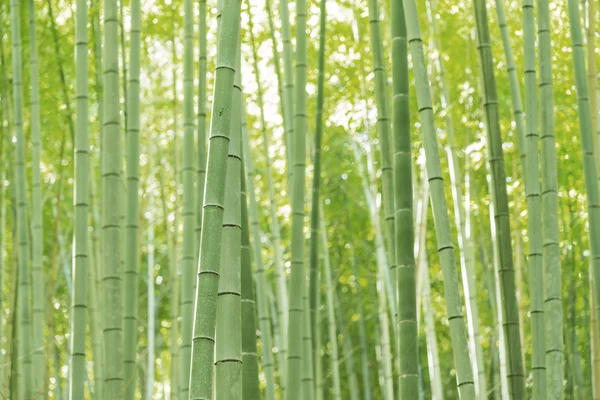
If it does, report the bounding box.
[214,31,243,400]
[522,0,546,396]
[286,0,310,394]
[68,0,89,397]
[0,31,8,397]
[309,0,326,369]
[102,0,124,396]
[567,0,600,365]
[494,0,527,181]
[180,0,196,396]
[197,0,208,263]
[242,113,277,400]
[537,0,563,395]
[11,0,33,397]
[278,0,293,381]
[240,154,260,400]
[280,0,295,193]
[391,0,418,396]
[27,1,45,395]
[90,3,105,396]
[321,211,342,400]
[123,0,141,397]
[402,0,476,397]
[473,0,526,396]
[189,0,242,397]
[367,0,396,313]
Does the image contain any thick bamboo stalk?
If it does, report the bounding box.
[189,1,242,397]
[367,0,396,315]
[68,0,90,397]
[10,0,34,397]
[214,37,243,400]
[522,0,547,395]
[425,1,486,395]
[567,0,600,369]
[101,0,124,396]
[536,0,563,395]
[180,0,196,395]
[403,0,476,395]
[473,0,526,395]
[391,0,419,395]
[123,0,142,397]
[27,2,45,396]
[285,0,310,394]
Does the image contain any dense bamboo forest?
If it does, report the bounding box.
[2,0,600,398]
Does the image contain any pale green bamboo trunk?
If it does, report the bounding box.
[333,285,359,400]
[280,0,295,193]
[102,0,124,396]
[286,0,310,395]
[567,0,600,368]
[0,35,7,396]
[302,282,315,399]
[351,256,373,400]
[146,211,156,400]
[278,0,293,381]
[241,158,260,400]
[537,0,563,396]
[123,1,141,398]
[189,1,242,397]
[180,0,196,396]
[494,0,527,180]
[321,215,341,400]
[196,0,207,264]
[68,0,90,397]
[159,169,179,400]
[88,12,105,387]
[309,0,327,376]
[367,0,396,318]
[214,33,243,400]
[315,269,323,400]
[27,1,45,396]
[0,171,4,395]
[473,0,526,396]
[403,0,476,396]
[241,114,276,400]
[10,0,34,398]
[522,0,546,396]
[167,17,180,399]
[425,0,486,394]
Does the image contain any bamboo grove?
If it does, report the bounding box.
[2,0,600,398]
